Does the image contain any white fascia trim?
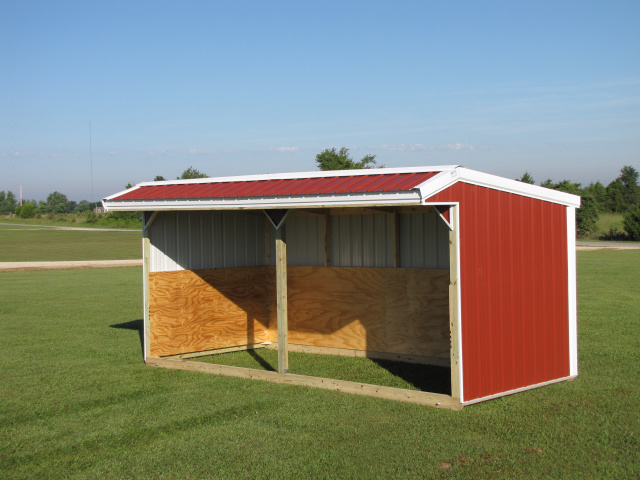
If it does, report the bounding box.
[461,375,577,405]
[415,169,460,200]
[567,206,579,377]
[103,191,424,212]
[415,167,582,208]
[103,165,460,200]
[457,168,581,207]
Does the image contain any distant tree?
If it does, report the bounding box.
[77,200,93,213]
[606,179,625,213]
[517,172,535,184]
[539,179,598,237]
[618,165,639,208]
[315,147,383,171]
[540,179,555,189]
[19,203,35,219]
[45,191,72,214]
[576,194,599,238]
[623,206,640,240]
[154,175,166,181]
[125,182,133,189]
[584,181,608,211]
[179,166,208,179]
[0,191,17,215]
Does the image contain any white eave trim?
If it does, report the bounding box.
[416,167,582,208]
[103,191,424,211]
[102,165,459,202]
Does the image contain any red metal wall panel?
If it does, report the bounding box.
[429,183,570,402]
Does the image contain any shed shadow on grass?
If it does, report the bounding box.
[111,319,144,357]
[371,359,451,395]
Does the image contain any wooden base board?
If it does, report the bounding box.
[263,343,451,367]
[162,342,269,359]
[146,357,462,410]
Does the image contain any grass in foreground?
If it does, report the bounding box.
[0,225,141,262]
[0,252,639,479]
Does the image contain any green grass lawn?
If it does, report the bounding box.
[0,252,638,479]
[0,224,141,262]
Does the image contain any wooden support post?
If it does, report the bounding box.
[142,213,156,362]
[448,205,461,401]
[275,225,289,374]
[393,211,400,268]
[324,212,331,267]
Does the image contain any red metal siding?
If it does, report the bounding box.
[113,172,438,201]
[428,184,570,402]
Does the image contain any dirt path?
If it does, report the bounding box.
[0,260,142,271]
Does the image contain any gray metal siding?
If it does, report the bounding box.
[399,209,450,269]
[149,207,450,272]
[330,214,395,268]
[149,211,266,272]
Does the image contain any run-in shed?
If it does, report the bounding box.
[103,165,581,409]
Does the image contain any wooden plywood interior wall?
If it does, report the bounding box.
[149,265,450,361]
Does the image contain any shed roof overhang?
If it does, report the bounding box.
[102,165,581,212]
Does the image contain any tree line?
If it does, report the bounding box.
[0,191,101,218]
[517,165,640,240]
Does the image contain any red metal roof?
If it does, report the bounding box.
[112,172,439,201]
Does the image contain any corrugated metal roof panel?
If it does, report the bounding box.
[111,172,439,201]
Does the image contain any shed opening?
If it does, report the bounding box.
[144,206,460,408]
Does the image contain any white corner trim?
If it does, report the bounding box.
[566,206,579,377]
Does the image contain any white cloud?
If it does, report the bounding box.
[269,146,299,153]
[372,143,485,152]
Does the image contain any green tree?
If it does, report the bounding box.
[0,191,17,215]
[77,200,93,212]
[517,172,535,184]
[315,147,383,171]
[623,206,640,240]
[576,194,599,238]
[538,179,598,237]
[618,165,639,208]
[606,179,625,213]
[584,181,608,211]
[154,175,166,181]
[19,203,36,218]
[45,191,72,214]
[179,166,208,179]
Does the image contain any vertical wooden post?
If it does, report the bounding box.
[393,211,400,268]
[448,205,461,401]
[275,225,289,374]
[324,212,331,267]
[142,221,152,361]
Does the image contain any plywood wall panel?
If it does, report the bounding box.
[268,266,450,358]
[149,267,270,357]
[149,265,450,360]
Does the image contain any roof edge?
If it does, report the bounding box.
[103,165,459,201]
[417,167,581,208]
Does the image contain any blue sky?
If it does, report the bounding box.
[1,0,638,202]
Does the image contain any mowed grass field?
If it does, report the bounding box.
[0,246,638,477]
[0,224,141,262]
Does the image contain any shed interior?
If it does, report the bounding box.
[145,205,457,401]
